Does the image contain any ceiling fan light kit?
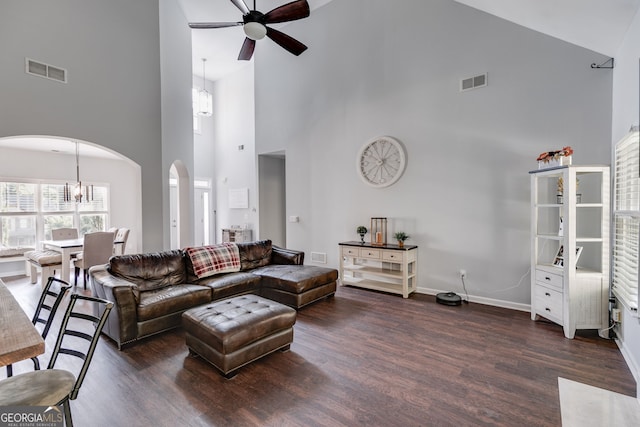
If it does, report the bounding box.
[189,0,310,61]
[244,21,267,40]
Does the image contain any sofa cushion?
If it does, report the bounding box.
[109,250,186,294]
[237,240,272,271]
[137,284,211,322]
[185,244,241,279]
[252,265,339,293]
[196,271,262,300]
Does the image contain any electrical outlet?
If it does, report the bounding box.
[459,269,466,279]
[612,308,622,323]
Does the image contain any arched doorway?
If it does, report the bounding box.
[169,160,191,249]
[0,135,142,253]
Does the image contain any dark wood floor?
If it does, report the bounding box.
[2,275,636,426]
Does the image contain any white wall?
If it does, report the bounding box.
[0,146,141,253]
[160,0,195,249]
[192,76,216,243]
[0,0,165,251]
[611,6,640,391]
[253,0,613,308]
[212,64,257,242]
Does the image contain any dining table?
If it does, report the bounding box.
[41,238,84,283]
[0,279,45,376]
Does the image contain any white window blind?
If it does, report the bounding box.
[0,182,37,213]
[612,129,640,311]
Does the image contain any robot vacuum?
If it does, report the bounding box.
[436,292,462,306]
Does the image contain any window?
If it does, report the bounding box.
[0,179,110,246]
[43,215,75,240]
[612,129,640,312]
[0,182,37,247]
[78,185,108,234]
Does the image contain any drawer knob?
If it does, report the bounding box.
[545,292,550,297]
[545,308,551,312]
[545,276,551,281]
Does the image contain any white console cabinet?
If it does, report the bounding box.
[222,228,252,243]
[339,241,418,298]
[530,165,610,338]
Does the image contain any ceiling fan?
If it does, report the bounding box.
[189,0,310,61]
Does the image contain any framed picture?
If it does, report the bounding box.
[552,245,583,268]
[553,245,564,267]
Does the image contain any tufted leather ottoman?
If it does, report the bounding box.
[182,295,296,378]
[252,265,338,308]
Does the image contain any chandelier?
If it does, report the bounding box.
[193,58,213,117]
[64,141,93,203]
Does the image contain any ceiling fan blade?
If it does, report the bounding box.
[230,0,250,15]
[238,37,256,61]
[264,0,310,24]
[189,22,243,29]
[266,27,308,56]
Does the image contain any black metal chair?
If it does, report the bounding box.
[0,293,113,427]
[5,276,71,377]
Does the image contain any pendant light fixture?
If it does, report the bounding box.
[193,58,213,117]
[64,141,93,203]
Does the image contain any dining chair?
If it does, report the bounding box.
[113,227,130,255]
[0,293,113,427]
[52,228,79,241]
[5,277,71,377]
[73,231,114,288]
[50,227,80,274]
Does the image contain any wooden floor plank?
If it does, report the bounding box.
[1,277,635,426]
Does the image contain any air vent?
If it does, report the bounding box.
[25,58,67,83]
[310,252,327,264]
[460,73,487,92]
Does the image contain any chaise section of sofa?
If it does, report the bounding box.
[91,240,337,349]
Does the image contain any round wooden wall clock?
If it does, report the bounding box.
[357,136,407,188]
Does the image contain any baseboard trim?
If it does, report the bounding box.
[615,337,640,396]
[417,286,531,313]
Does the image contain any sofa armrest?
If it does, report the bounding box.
[90,265,139,349]
[271,245,304,265]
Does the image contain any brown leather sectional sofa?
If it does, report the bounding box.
[90,240,337,349]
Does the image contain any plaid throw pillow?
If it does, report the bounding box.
[185,243,241,279]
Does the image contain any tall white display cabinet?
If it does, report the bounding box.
[530,165,610,339]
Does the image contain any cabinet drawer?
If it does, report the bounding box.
[534,285,563,323]
[382,251,403,262]
[535,269,563,289]
[342,246,360,257]
[360,248,381,260]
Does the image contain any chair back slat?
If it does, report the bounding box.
[69,312,100,323]
[64,329,94,342]
[58,348,88,360]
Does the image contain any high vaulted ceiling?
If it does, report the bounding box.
[180,0,640,82]
[456,0,640,57]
